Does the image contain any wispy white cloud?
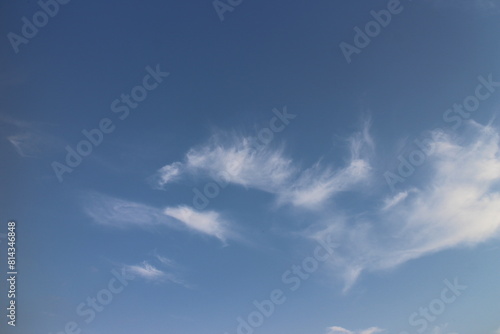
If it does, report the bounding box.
[381,189,415,211]
[7,133,39,157]
[124,261,166,281]
[314,121,500,290]
[326,326,384,334]
[164,205,230,242]
[122,259,190,287]
[91,118,500,294]
[153,252,176,267]
[83,193,232,241]
[430,323,458,334]
[150,161,183,189]
[280,158,370,209]
[83,193,168,228]
[327,327,353,334]
[152,120,373,209]
[153,132,295,193]
[360,328,384,334]
[280,119,373,209]
[1,114,63,158]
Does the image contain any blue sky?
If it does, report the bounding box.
[1,0,500,333]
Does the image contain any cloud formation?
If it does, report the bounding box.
[121,252,190,287]
[0,114,63,158]
[89,118,500,292]
[83,193,231,241]
[151,162,183,189]
[83,193,168,228]
[314,121,500,289]
[164,206,230,242]
[152,120,373,210]
[124,262,166,281]
[154,133,296,193]
[326,326,384,334]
